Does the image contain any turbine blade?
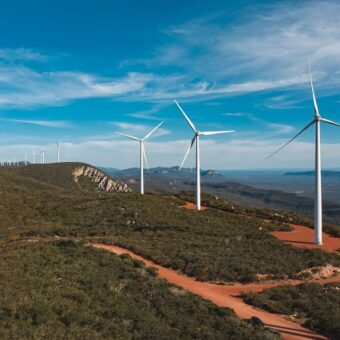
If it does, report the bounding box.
[308,61,320,117]
[118,132,140,141]
[200,130,235,136]
[267,120,315,159]
[174,100,197,133]
[143,121,164,140]
[180,136,196,169]
[321,118,340,127]
[142,143,149,169]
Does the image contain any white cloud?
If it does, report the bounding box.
[0,66,157,108]
[126,1,340,101]
[0,118,70,127]
[0,48,49,62]
[2,137,339,170]
[223,112,245,117]
[111,122,170,138]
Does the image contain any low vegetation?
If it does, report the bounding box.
[0,166,338,283]
[176,191,340,237]
[242,282,340,339]
[0,240,278,339]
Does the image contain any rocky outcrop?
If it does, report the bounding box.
[296,264,340,280]
[72,166,131,192]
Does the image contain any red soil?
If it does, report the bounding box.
[271,224,340,253]
[92,243,339,340]
[180,202,207,211]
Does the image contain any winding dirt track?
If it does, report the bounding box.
[92,243,338,340]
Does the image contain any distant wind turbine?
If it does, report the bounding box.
[118,121,164,194]
[267,63,340,245]
[40,147,46,164]
[32,149,36,164]
[175,100,235,211]
[56,142,61,163]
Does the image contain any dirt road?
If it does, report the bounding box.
[272,223,340,253]
[92,243,338,340]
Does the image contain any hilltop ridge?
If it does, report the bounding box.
[9,162,131,193]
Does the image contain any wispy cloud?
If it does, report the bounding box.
[261,95,305,110]
[0,65,156,108]
[223,112,245,117]
[2,2,340,109]
[0,118,71,127]
[243,114,295,137]
[111,122,170,138]
[127,104,167,120]
[0,48,49,62]
[124,1,340,101]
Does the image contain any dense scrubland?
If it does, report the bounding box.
[242,282,340,339]
[0,164,338,283]
[0,240,278,339]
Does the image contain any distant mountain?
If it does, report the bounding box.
[285,170,340,178]
[102,166,225,181]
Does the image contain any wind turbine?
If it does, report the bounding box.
[118,121,164,194]
[32,149,36,164]
[267,64,340,245]
[175,100,235,211]
[40,147,46,164]
[56,142,61,163]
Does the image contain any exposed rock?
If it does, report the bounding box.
[72,166,131,192]
[296,264,340,280]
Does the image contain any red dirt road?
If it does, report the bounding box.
[272,224,340,253]
[92,243,338,340]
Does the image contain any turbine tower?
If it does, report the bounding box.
[32,149,36,164]
[119,121,164,194]
[40,147,46,164]
[175,100,235,211]
[57,142,61,163]
[267,64,340,245]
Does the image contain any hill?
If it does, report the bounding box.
[104,166,340,226]
[285,170,340,178]
[242,282,340,339]
[0,240,277,339]
[11,162,130,192]
[0,163,338,338]
[0,164,338,282]
[104,166,225,181]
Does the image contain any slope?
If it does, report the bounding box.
[10,162,130,192]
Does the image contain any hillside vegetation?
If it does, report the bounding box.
[242,282,340,339]
[110,167,340,226]
[0,165,338,283]
[11,162,129,192]
[0,240,278,339]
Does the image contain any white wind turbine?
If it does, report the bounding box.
[40,146,46,164]
[175,100,235,211]
[56,142,61,163]
[119,121,164,194]
[267,64,340,245]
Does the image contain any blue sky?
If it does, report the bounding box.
[0,0,340,169]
